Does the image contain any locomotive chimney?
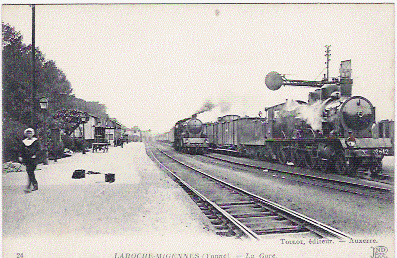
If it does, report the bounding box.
[339,60,353,97]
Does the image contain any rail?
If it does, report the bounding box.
[150,145,353,241]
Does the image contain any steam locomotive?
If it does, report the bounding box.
[173,114,209,154]
[204,60,393,178]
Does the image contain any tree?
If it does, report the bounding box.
[53,109,89,136]
[2,23,113,161]
[2,23,33,127]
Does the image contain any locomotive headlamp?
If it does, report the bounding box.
[346,130,356,147]
[346,139,356,147]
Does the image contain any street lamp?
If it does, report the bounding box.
[39,97,48,109]
[39,97,49,165]
[81,115,87,154]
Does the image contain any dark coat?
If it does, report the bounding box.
[19,138,40,165]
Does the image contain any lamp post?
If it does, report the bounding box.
[39,97,49,165]
[81,116,87,154]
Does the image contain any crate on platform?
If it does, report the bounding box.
[72,169,85,179]
[105,173,115,183]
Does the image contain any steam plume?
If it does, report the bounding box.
[194,100,216,115]
[281,99,323,131]
[219,101,231,113]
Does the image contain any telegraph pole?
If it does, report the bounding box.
[31,4,36,128]
[325,45,331,81]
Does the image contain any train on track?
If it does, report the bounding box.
[156,59,393,178]
[171,114,209,154]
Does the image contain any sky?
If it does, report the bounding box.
[2,4,395,134]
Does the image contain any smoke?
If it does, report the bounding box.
[219,101,231,113]
[281,99,323,131]
[193,100,232,122]
[194,100,216,115]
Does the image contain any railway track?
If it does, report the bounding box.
[147,145,352,241]
[199,152,393,201]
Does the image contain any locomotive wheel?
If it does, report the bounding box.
[347,158,358,177]
[277,148,288,164]
[293,150,305,167]
[348,167,358,177]
[369,158,383,179]
[334,152,348,175]
[264,148,273,161]
[318,158,329,173]
[304,152,317,170]
[291,149,297,165]
[256,152,262,160]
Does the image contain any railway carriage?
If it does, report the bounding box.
[202,122,214,147]
[212,115,240,149]
[235,116,268,159]
[373,120,394,145]
[155,130,174,144]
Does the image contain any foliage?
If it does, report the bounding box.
[61,134,76,151]
[53,109,89,135]
[61,134,85,152]
[2,23,110,161]
[2,118,27,161]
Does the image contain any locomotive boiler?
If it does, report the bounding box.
[173,114,209,154]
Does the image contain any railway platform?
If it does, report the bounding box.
[2,142,219,257]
